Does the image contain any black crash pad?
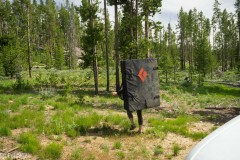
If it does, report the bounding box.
[120,58,160,111]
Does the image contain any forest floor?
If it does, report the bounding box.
[0,69,239,160]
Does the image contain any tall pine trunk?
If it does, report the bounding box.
[165,71,168,83]
[145,13,149,58]
[180,34,184,70]
[238,16,240,71]
[115,0,120,91]
[27,5,32,78]
[104,0,109,91]
[90,0,98,95]
[135,0,138,58]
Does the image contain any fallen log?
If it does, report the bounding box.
[205,107,240,111]
[6,147,19,153]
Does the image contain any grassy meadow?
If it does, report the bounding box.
[0,68,239,160]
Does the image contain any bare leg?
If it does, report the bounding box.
[138,125,142,133]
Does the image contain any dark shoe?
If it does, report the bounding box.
[137,130,143,134]
[130,124,136,130]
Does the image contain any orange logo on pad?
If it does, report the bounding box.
[138,67,148,82]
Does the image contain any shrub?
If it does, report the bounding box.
[119,119,131,132]
[35,72,46,87]
[153,145,163,156]
[75,113,102,135]
[147,114,205,140]
[10,109,44,130]
[100,144,109,153]
[13,74,32,90]
[173,143,181,156]
[116,151,125,159]
[113,141,122,150]
[71,148,83,160]
[18,132,41,154]
[40,88,55,100]
[41,143,63,160]
[49,72,59,87]
[104,114,124,125]
[0,125,11,136]
[63,81,73,96]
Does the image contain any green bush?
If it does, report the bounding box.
[49,72,59,87]
[41,143,63,160]
[113,141,122,150]
[75,113,102,135]
[71,148,84,160]
[100,144,109,153]
[148,115,206,140]
[0,125,11,136]
[40,88,55,100]
[104,114,123,125]
[18,132,41,154]
[13,74,32,90]
[153,145,163,156]
[173,143,181,156]
[10,109,44,130]
[63,81,73,96]
[116,151,125,159]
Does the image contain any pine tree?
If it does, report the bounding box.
[104,0,110,91]
[141,0,162,58]
[159,31,173,83]
[235,0,240,70]
[77,0,103,95]
[177,7,187,70]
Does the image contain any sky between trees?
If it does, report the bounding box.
[56,0,235,29]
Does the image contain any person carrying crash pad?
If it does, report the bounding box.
[112,85,143,133]
[112,59,160,134]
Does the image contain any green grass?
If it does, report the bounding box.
[71,148,84,160]
[173,143,182,156]
[0,125,11,136]
[160,80,240,111]
[141,147,151,158]
[40,142,63,160]
[113,141,122,149]
[104,114,131,132]
[18,132,41,154]
[75,112,102,135]
[105,114,125,125]
[43,110,102,136]
[10,109,45,130]
[153,145,163,156]
[0,69,239,159]
[0,110,11,136]
[116,151,125,159]
[148,115,207,140]
[100,144,109,153]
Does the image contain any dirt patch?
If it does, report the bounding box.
[160,133,197,160]
[0,137,36,160]
[12,128,31,137]
[0,137,18,153]
[188,121,215,133]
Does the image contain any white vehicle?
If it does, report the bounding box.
[186,115,240,160]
